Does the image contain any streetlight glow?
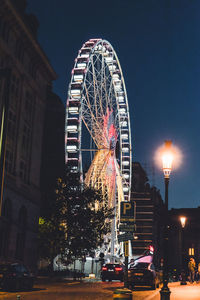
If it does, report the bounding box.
[162,153,173,178]
[154,140,182,176]
[161,140,173,178]
[180,216,186,228]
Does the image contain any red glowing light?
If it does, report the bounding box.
[115,267,123,271]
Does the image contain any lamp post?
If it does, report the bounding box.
[179,216,187,285]
[160,140,173,300]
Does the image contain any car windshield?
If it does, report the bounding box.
[131,263,149,269]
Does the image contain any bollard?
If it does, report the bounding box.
[113,288,132,300]
[180,270,187,285]
[16,296,21,300]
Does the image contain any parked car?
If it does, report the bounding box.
[0,262,34,291]
[128,262,160,289]
[101,263,124,282]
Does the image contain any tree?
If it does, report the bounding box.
[64,186,113,263]
[59,169,114,264]
[38,178,67,271]
[38,168,114,267]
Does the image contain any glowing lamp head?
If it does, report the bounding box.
[180,216,186,228]
[161,140,173,178]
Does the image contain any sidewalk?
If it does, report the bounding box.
[150,282,200,300]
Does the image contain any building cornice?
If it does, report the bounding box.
[3,0,57,80]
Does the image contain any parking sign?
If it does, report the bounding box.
[120,201,135,222]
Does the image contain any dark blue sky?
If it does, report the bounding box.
[27,0,200,209]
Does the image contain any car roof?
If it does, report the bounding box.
[105,262,122,264]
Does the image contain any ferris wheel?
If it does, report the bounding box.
[65,38,132,259]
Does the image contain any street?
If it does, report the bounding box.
[1,279,200,300]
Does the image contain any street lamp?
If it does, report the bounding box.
[160,140,173,300]
[180,216,186,229]
[179,216,187,285]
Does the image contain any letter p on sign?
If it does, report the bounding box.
[123,203,131,215]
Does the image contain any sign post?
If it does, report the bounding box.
[124,241,129,288]
[119,201,136,289]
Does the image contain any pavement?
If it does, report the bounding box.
[165,281,200,300]
[134,281,200,300]
[1,277,200,299]
[69,278,200,300]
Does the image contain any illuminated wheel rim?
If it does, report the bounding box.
[65,38,132,257]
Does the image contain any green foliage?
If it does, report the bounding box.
[38,168,114,265]
[38,216,67,263]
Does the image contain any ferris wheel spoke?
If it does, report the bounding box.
[82,84,104,146]
[107,68,115,109]
[91,55,102,119]
[99,52,105,116]
[102,57,110,113]
[91,53,107,117]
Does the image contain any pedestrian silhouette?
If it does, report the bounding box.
[188,257,196,283]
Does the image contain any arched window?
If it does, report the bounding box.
[15,206,27,261]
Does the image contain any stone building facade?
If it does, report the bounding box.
[0,0,57,270]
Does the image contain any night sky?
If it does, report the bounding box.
[27,0,200,209]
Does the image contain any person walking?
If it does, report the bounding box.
[188,257,196,283]
[196,262,200,282]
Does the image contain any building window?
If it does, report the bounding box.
[189,248,194,256]
[5,149,14,174]
[22,124,31,155]
[19,160,28,182]
[24,91,34,123]
[7,110,16,139]
[19,90,34,183]
[10,74,20,109]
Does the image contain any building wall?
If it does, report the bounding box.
[168,208,200,273]
[0,0,57,270]
[130,162,164,266]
